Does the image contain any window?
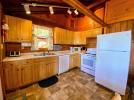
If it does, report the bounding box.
[32,25,53,50]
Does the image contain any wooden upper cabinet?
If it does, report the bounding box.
[54,27,63,44]
[66,30,74,44]
[54,27,102,45]
[5,15,32,42]
[20,19,32,42]
[54,27,74,44]
[73,32,86,45]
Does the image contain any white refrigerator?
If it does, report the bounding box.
[95,31,131,95]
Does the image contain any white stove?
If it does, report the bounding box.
[81,48,96,76]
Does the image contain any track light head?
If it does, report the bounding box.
[49,6,54,14]
[67,8,72,15]
[24,4,31,14]
[74,9,79,15]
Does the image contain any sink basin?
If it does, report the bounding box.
[33,53,55,56]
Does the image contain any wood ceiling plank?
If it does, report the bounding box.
[87,0,106,9]
[63,0,107,26]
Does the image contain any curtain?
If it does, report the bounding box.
[32,25,53,50]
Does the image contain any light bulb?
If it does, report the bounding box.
[67,8,72,15]
[74,9,78,15]
[49,6,54,14]
[24,4,31,14]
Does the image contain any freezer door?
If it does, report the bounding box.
[97,31,131,51]
[95,51,130,95]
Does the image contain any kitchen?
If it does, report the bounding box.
[0,0,134,100]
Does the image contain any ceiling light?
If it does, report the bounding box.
[24,4,31,14]
[67,8,72,15]
[74,9,78,15]
[49,6,54,14]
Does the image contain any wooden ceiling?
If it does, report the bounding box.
[1,0,106,29]
[1,0,106,15]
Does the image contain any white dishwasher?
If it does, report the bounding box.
[58,55,69,74]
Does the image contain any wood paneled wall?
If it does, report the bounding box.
[74,8,104,31]
[104,20,134,40]
[105,0,134,24]
[0,3,4,100]
[86,38,97,48]
[104,20,134,78]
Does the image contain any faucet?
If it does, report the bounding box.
[47,50,50,54]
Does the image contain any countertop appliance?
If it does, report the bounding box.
[95,31,131,95]
[9,51,20,57]
[81,48,96,76]
[70,47,81,52]
[58,55,69,74]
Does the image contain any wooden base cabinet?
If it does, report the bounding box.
[21,64,34,86]
[69,53,81,69]
[3,57,58,91]
[3,66,21,90]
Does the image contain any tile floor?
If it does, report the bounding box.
[6,68,130,100]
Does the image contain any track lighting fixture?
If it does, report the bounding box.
[74,9,79,15]
[49,6,54,14]
[24,4,31,14]
[67,8,72,15]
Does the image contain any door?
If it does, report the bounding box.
[97,31,131,51]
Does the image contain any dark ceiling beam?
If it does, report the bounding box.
[87,0,106,9]
[9,14,71,29]
[62,0,107,26]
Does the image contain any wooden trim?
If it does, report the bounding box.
[63,0,107,26]
[87,0,106,9]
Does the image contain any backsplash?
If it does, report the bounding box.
[5,41,95,55]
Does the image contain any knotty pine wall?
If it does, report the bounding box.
[74,7,104,31]
[0,3,4,100]
[104,20,134,78]
[105,0,134,24]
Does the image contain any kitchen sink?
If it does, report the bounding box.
[33,52,55,56]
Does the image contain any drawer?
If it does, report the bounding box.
[3,59,34,66]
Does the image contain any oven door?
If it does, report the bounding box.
[81,54,96,70]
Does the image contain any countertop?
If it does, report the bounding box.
[3,51,82,62]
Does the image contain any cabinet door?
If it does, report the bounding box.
[74,54,81,67]
[33,64,39,82]
[20,19,32,42]
[38,62,48,80]
[21,64,33,86]
[74,32,86,45]
[5,16,21,42]
[3,66,21,90]
[46,62,57,77]
[69,55,74,69]
[54,27,62,44]
[66,30,74,44]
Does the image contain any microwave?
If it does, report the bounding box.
[70,47,81,52]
